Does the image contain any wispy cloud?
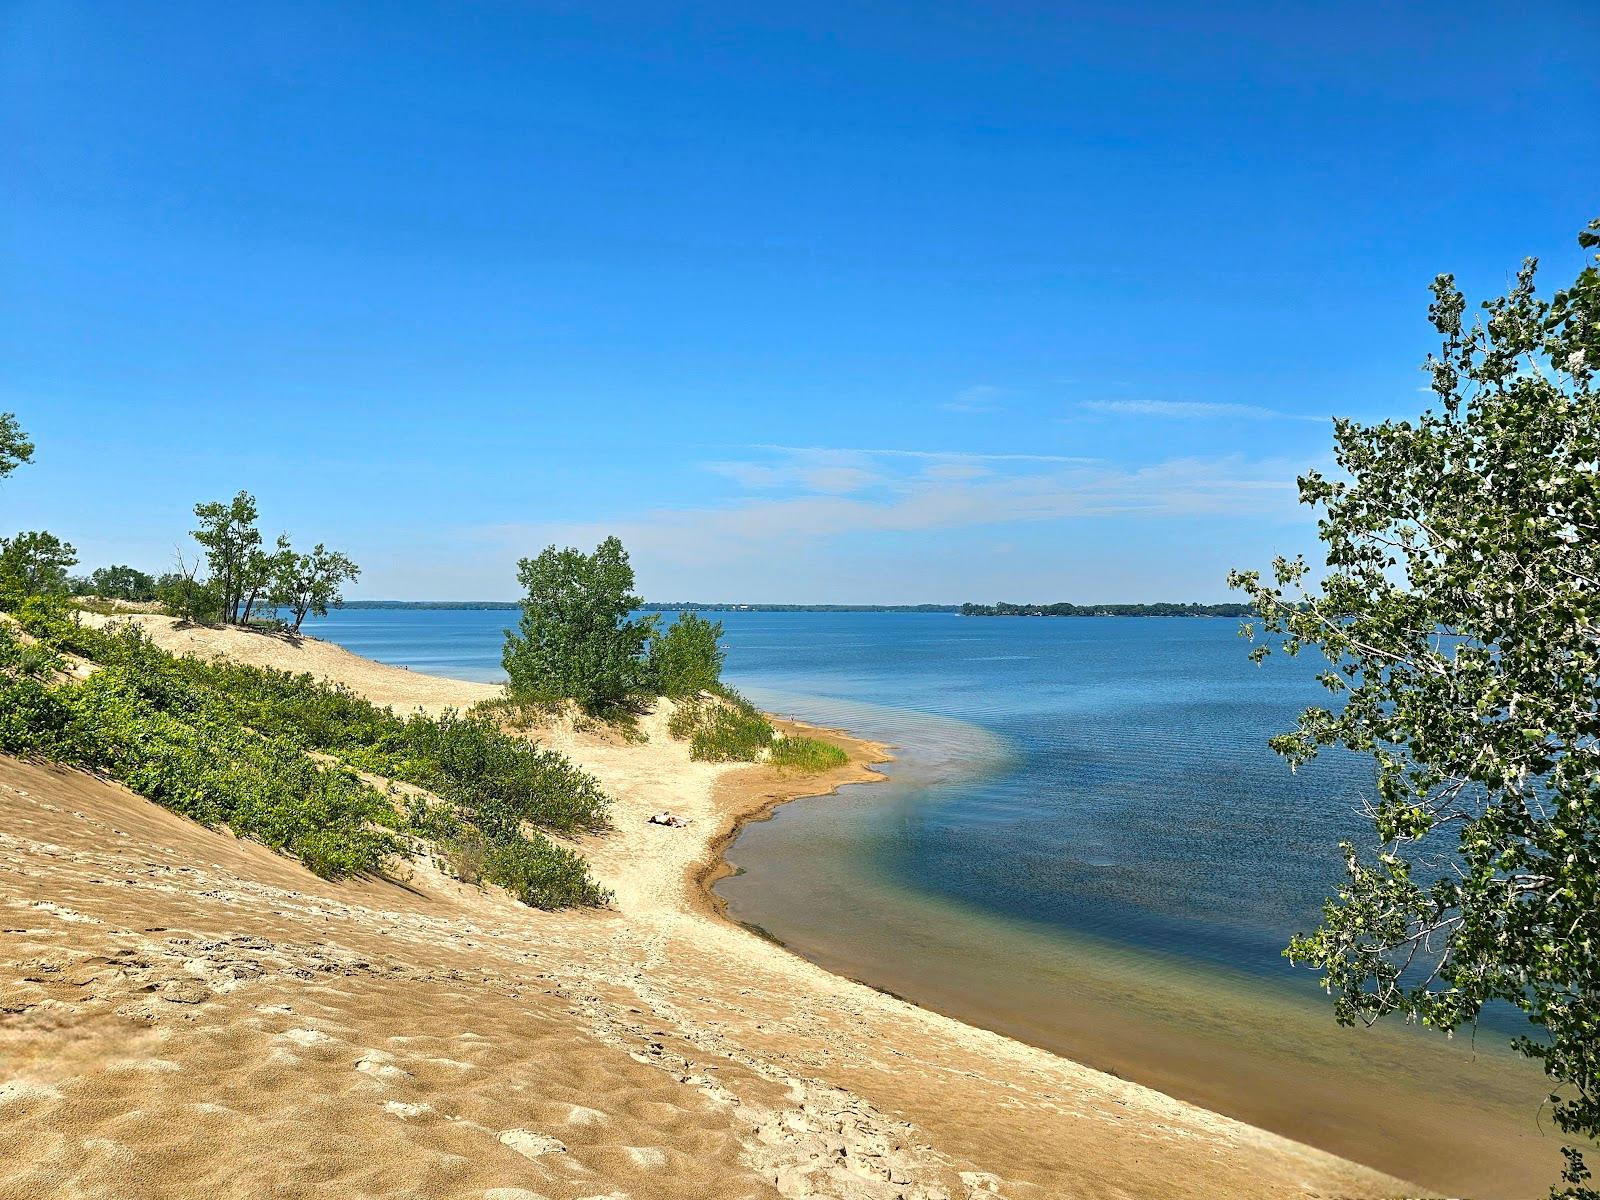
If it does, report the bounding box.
[940,384,1009,414]
[704,458,881,494]
[755,443,1094,464]
[1082,399,1327,422]
[474,445,1314,570]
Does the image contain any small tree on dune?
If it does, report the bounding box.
[191,491,264,624]
[503,536,652,713]
[1232,217,1600,1199]
[271,538,361,632]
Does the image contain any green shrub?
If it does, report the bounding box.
[646,612,725,698]
[482,834,610,909]
[768,735,849,772]
[12,593,85,645]
[61,660,403,875]
[164,658,612,836]
[666,695,708,741]
[0,627,73,756]
[368,709,612,837]
[669,690,775,762]
[154,573,223,623]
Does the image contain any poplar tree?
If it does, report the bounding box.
[1233,218,1600,1198]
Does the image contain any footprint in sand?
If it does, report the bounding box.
[277,1027,335,1047]
[355,1050,411,1081]
[497,1129,567,1159]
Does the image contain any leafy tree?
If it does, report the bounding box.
[1231,217,1600,1199]
[271,538,361,632]
[647,611,725,697]
[503,536,651,712]
[191,491,263,624]
[0,530,78,607]
[154,572,221,623]
[0,412,33,481]
[84,564,158,602]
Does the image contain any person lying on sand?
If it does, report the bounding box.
[648,811,688,828]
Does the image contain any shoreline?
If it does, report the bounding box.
[11,611,1416,1199]
[687,715,893,927]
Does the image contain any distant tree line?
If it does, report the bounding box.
[960,601,1254,617]
[641,602,962,613]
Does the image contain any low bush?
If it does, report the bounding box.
[154,573,222,623]
[0,620,612,907]
[368,709,612,837]
[768,735,849,772]
[0,624,403,877]
[482,835,608,908]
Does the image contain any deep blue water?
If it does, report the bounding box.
[721,611,1374,980]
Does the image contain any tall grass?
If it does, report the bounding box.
[668,690,774,761]
[767,735,849,772]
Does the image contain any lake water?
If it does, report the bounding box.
[304,606,1559,1198]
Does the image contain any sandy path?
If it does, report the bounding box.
[0,617,1417,1199]
[75,612,503,716]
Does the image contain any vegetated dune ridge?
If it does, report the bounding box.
[0,615,1414,1200]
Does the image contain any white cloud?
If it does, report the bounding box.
[1082,399,1328,422]
[940,384,1008,413]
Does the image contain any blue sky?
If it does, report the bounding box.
[3,2,1596,602]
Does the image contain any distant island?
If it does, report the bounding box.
[960,602,1254,617]
[339,600,1252,616]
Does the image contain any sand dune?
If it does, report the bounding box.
[0,617,1413,1199]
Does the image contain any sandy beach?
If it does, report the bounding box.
[0,615,1414,1199]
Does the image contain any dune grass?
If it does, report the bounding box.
[0,606,610,907]
[767,735,849,772]
[668,690,774,762]
[668,691,849,772]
